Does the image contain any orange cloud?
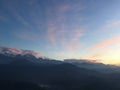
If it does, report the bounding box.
[90,53,103,58]
[85,60,99,63]
[88,52,107,60]
[91,36,120,50]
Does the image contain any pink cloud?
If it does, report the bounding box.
[47,23,84,56]
[0,47,43,58]
[0,47,22,54]
[22,50,43,58]
[58,29,84,57]
[8,48,22,54]
[91,36,120,50]
[46,15,85,52]
[46,12,66,46]
[47,23,59,46]
[45,1,85,55]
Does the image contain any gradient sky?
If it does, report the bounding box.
[0,0,120,64]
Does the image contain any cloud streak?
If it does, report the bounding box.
[101,20,120,32]
[12,0,45,31]
[106,20,120,28]
[91,36,120,50]
[46,1,85,53]
[88,51,109,60]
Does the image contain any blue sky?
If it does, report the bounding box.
[0,0,120,64]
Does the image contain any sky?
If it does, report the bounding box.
[0,0,120,64]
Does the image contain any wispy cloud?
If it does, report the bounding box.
[47,23,61,46]
[2,1,46,42]
[88,51,108,60]
[1,0,46,36]
[2,0,32,27]
[14,28,44,42]
[47,19,84,52]
[46,1,85,49]
[61,29,84,51]
[101,20,120,31]
[91,36,120,50]
[106,20,120,28]
[1,0,86,59]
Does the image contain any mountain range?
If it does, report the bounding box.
[0,46,120,90]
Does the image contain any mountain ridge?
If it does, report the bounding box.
[0,46,44,58]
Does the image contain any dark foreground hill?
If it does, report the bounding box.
[0,49,120,90]
[0,63,120,90]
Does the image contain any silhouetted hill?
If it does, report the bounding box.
[1,49,120,90]
[1,63,120,90]
[0,80,47,90]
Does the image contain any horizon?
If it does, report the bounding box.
[0,0,120,65]
[0,46,118,65]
